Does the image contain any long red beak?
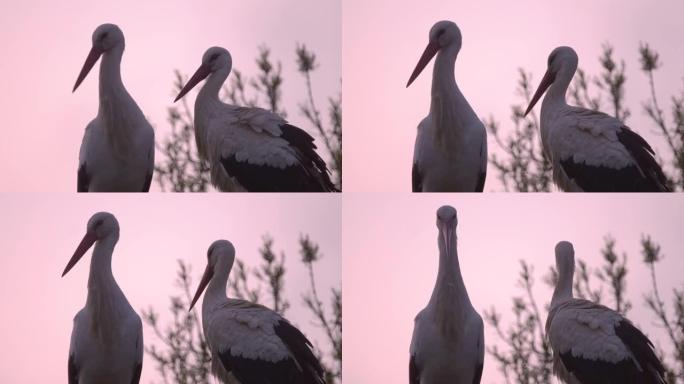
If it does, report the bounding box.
[189,264,214,311]
[73,46,104,92]
[406,40,440,88]
[524,68,555,117]
[62,232,98,277]
[174,64,211,102]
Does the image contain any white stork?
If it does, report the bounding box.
[524,46,670,192]
[546,241,667,383]
[407,21,487,192]
[62,212,143,384]
[409,206,484,384]
[189,240,326,383]
[73,23,155,192]
[173,47,337,192]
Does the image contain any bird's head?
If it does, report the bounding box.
[73,24,125,92]
[406,20,461,88]
[429,20,462,51]
[554,240,575,276]
[436,205,458,256]
[174,46,232,102]
[86,211,119,239]
[189,240,236,310]
[91,23,125,53]
[62,212,119,277]
[524,46,578,116]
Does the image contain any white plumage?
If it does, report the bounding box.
[525,46,669,192]
[409,206,484,384]
[407,21,487,192]
[73,24,155,192]
[62,212,143,384]
[546,241,666,383]
[174,47,337,192]
[189,240,326,384]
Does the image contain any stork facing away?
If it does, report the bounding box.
[546,241,667,383]
[189,240,326,383]
[524,46,669,192]
[407,21,487,192]
[73,23,155,192]
[174,47,337,192]
[409,206,484,383]
[62,212,143,383]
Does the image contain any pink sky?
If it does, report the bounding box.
[0,0,340,192]
[343,194,684,383]
[343,0,684,192]
[0,194,340,382]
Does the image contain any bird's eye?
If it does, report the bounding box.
[209,53,219,62]
[100,32,108,41]
[95,219,104,227]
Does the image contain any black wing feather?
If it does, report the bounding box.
[412,163,423,192]
[220,157,321,192]
[273,320,325,383]
[219,124,338,192]
[614,320,666,383]
[68,354,78,384]
[616,127,670,191]
[216,319,324,384]
[559,320,665,384]
[475,170,486,192]
[131,362,143,384]
[472,362,484,384]
[561,126,669,192]
[217,351,298,384]
[409,354,420,384]
[142,172,152,192]
[77,164,89,192]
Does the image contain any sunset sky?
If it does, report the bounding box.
[343,0,684,192]
[0,0,340,192]
[1,1,683,383]
[0,194,340,382]
[344,194,683,383]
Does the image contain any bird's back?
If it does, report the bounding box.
[543,106,668,192]
[202,105,336,192]
[546,299,666,384]
[203,299,324,384]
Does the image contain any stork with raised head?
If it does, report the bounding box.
[409,206,484,384]
[62,212,143,383]
[524,46,670,192]
[407,21,487,192]
[73,24,155,192]
[546,241,667,383]
[189,240,326,383]
[173,47,337,192]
